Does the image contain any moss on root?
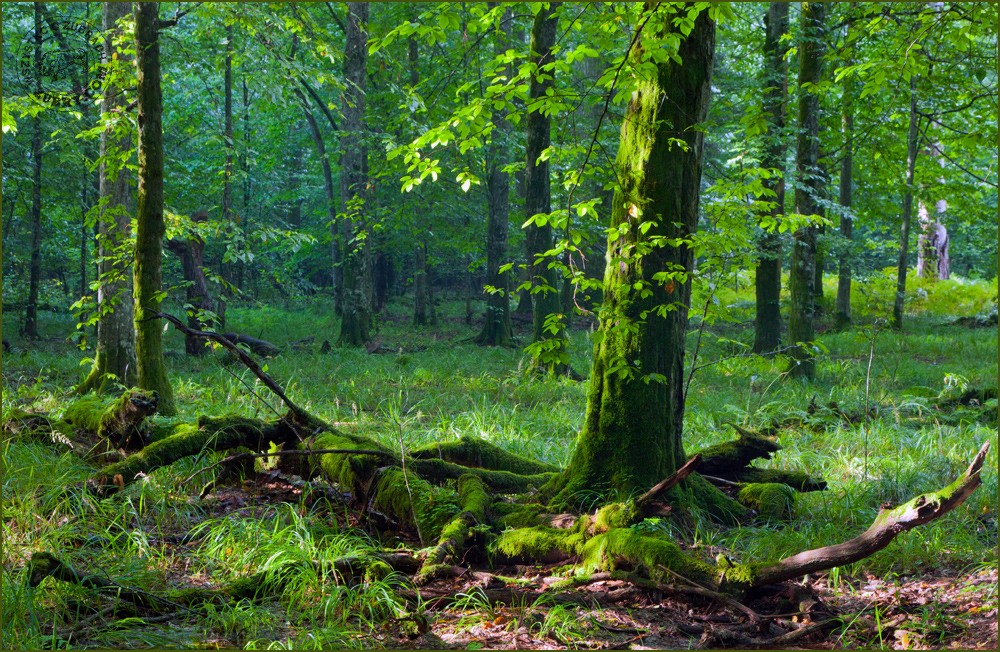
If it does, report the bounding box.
[408,456,553,493]
[493,502,546,529]
[372,467,458,542]
[736,482,796,520]
[411,436,561,475]
[732,467,827,492]
[491,525,586,562]
[672,474,747,525]
[580,528,715,585]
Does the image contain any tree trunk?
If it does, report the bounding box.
[133,2,176,416]
[835,64,854,330]
[221,24,235,295]
[166,227,216,356]
[787,1,826,379]
[337,2,373,347]
[25,2,45,340]
[476,6,514,347]
[752,2,789,354]
[548,6,715,507]
[893,78,919,330]
[79,1,138,394]
[917,214,949,281]
[296,96,338,299]
[413,242,430,326]
[524,2,567,371]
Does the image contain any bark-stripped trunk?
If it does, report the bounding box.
[25,2,45,340]
[524,2,566,371]
[166,216,216,356]
[835,64,854,330]
[476,6,514,346]
[337,2,373,346]
[752,2,789,354]
[892,78,920,330]
[787,1,826,379]
[79,1,137,393]
[549,6,715,507]
[133,2,176,416]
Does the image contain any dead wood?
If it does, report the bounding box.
[745,441,990,588]
[635,454,700,512]
[154,311,314,426]
[219,333,280,357]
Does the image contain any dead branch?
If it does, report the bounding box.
[747,441,990,588]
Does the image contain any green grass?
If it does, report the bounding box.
[2,275,997,648]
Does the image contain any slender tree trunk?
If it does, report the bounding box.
[133,2,176,416]
[549,7,715,507]
[835,64,854,330]
[79,1,137,393]
[787,1,826,380]
[240,76,251,293]
[524,2,566,371]
[296,97,337,297]
[337,2,372,346]
[476,6,514,346]
[893,78,920,330]
[752,2,789,354]
[222,24,234,290]
[25,2,45,340]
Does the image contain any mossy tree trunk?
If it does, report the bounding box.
[337,2,373,347]
[787,1,826,380]
[133,2,176,416]
[835,58,854,330]
[893,78,920,330]
[752,1,789,354]
[548,6,716,508]
[25,2,45,341]
[79,1,137,394]
[524,2,567,372]
[477,5,514,347]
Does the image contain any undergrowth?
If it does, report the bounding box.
[2,274,996,649]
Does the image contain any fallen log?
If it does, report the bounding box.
[63,388,158,452]
[729,441,991,590]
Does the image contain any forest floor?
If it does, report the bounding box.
[2,280,997,649]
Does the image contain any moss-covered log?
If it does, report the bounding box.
[728,467,827,492]
[63,389,158,452]
[410,436,561,475]
[88,415,294,497]
[2,408,75,447]
[692,426,781,475]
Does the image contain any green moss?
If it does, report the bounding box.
[372,467,457,542]
[409,456,553,493]
[494,503,546,529]
[456,474,490,521]
[307,431,387,492]
[718,562,761,590]
[673,474,747,525]
[593,501,637,532]
[411,436,561,475]
[733,468,826,492]
[491,525,585,560]
[579,528,714,585]
[736,483,796,520]
[62,396,106,433]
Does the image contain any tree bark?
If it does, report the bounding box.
[892,78,919,330]
[548,6,715,506]
[524,3,567,371]
[835,58,854,330]
[337,2,373,346]
[80,2,138,393]
[476,6,514,347]
[752,2,789,354]
[25,2,45,340]
[787,1,826,379]
[166,222,216,356]
[133,2,176,415]
[221,24,235,296]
